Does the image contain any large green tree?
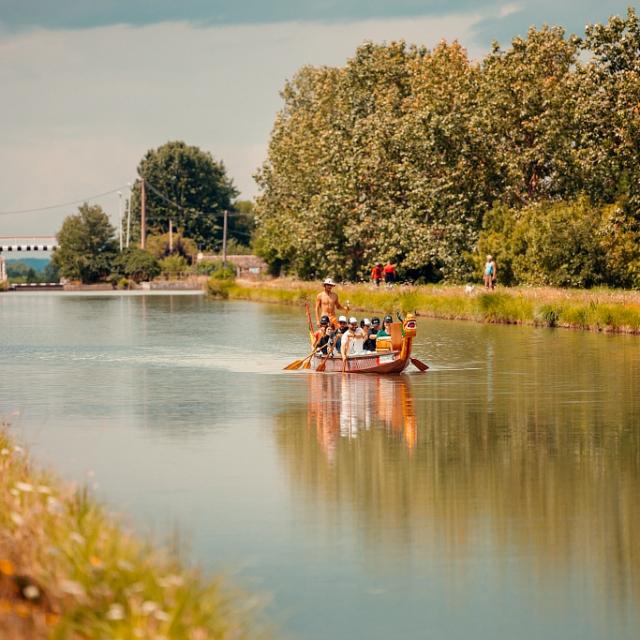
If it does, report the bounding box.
[131,141,238,251]
[53,204,117,283]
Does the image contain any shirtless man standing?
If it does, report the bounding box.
[315,278,349,328]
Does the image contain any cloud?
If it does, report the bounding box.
[471,0,633,45]
[0,1,502,32]
[0,14,486,235]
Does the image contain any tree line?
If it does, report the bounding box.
[51,141,253,284]
[254,8,640,287]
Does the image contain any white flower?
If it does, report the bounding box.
[47,497,63,514]
[22,584,40,600]
[14,482,33,493]
[106,603,125,621]
[141,601,158,615]
[59,579,86,598]
[69,532,85,545]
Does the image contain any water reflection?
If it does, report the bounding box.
[275,371,640,615]
[306,375,417,462]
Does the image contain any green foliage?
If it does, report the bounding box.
[112,248,160,283]
[43,260,60,283]
[53,204,117,283]
[145,232,198,262]
[131,141,238,250]
[255,9,640,288]
[477,197,640,288]
[197,260,236,279]
[158,254,189,277]
[206,277,234,299]
[229,200,256,247]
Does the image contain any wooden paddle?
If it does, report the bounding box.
[316,341,335,372]
[283,345,322,370]
[410,357,429,371]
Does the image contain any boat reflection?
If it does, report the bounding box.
[306,374,417,462]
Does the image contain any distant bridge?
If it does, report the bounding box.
[0,236,58,252]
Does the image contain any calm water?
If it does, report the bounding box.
[1,292,639,639]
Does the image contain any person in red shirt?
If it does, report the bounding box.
[383,261,396,286]
[371,263,383,287]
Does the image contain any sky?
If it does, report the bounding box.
[0,1,635,236]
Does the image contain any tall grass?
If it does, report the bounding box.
[0,427,268,639]
[226,280,640,334]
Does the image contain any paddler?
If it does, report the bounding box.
[315,278,349,329]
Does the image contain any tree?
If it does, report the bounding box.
[52,204,117,283]
[112,248,160,283]
[229,200,255,248]
[145,232,198,263]
[131,141,238,251]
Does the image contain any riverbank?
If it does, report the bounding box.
[225,279,640,334]
[0,426,265,639]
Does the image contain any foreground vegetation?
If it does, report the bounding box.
[226,279,640,334]
[0,427,266,639]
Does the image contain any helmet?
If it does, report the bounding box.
[349,317,358,324]
[384,315,393,323]
[363,318,371,326]
[338,315,347,323]
[371,317,381,326]
[320,315,330,325]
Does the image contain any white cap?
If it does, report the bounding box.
[363,318,371,325]
[323,277,336,286]
[349,316,358,324]
[338,315,347,323]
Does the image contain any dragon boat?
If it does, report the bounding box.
[310,313,424,374]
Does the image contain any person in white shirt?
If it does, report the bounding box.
[340,316,366,359]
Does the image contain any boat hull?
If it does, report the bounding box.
[310,349,410,374]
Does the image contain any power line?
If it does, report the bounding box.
[143,179,251,218]
[0,185,130,216]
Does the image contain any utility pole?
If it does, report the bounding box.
[222,209,228,269]
[169,219,173,253]
[140,179,147,250]
[126,198,131,248]
[118,191,123,251]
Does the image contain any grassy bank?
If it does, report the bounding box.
[224,279,640,334]
[0,426,266,639]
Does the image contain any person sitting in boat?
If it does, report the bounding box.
[377,315,394,338]
[314,315,332,354]
[340,317,366,358]
[363,317,379,351]
[334,315,349,352]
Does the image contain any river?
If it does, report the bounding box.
[1,291,639,639]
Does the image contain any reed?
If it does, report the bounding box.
[0,426,268,639]
[226,280,640,334]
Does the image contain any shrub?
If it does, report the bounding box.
[112,248,160,282]
[146,233,198,263]
[207,277,234,298]
[159,254,189,278]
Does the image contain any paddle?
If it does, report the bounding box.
[316,343,334,372]
[410,357,429,371]
[283,345,323,370]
